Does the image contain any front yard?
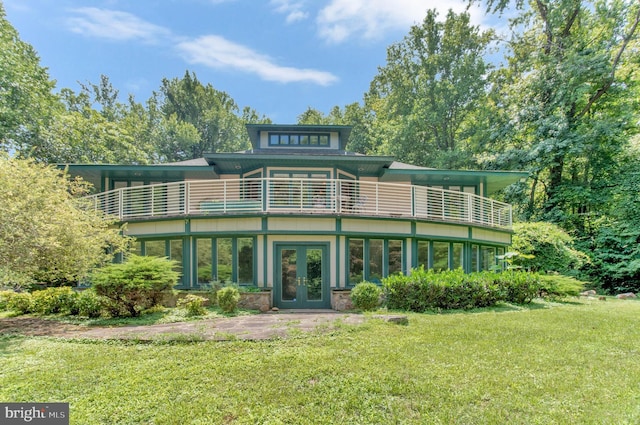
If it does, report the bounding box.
[1,299,639,424]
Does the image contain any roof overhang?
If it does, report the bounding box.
[60,164,217,192]
[380,168,529,194]
[203,153,394,176]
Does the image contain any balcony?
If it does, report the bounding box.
[85,178,513,229]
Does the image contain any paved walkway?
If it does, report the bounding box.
[0,310,368,342]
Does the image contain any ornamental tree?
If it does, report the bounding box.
[0,154,130,287]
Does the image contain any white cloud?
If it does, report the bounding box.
[177,35,338,85]
[270,0,309,24]
[66,8,172,43]
[317,0,480,43]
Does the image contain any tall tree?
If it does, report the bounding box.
[0,3,58,159]
[367,9,495,169]
[158,71,254,158]
[479,0,640,226]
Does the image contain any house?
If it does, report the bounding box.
[65,124,527,309]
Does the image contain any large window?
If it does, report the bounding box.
[196,237,254,286]
[348,238,404,285]
[420,240,465,271]
[137,239,185,285]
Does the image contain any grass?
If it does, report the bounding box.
[1,298,640,424]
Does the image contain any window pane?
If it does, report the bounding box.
[132,241,142,256]
[471,245,479,272]
[290,135,299,145]
[452,243,463,270]
[170,239,183,276]
[237,238,254,284]
[300,135,309,145]
[145,240,165,257]
[349,239,364,284]
[310,135,319,145]
[280,134,289,145]
[481,246,496,271]
[270,134,279,145]
[368,240,383,283]
[197,239,212,284]
[433,242,449,271]
[319,135,329,146]
[217,238,232,283]
[388,240,403,275]
[417,241,429,269]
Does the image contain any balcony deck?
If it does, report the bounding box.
[85,178,513,229]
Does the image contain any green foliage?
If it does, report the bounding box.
[383,268,542,312]
[350,282,381,311]
[6,292,33,314]
[177,294,208,317]
[0,156,131,286]
[216,286,240,313]
[538,274,586,299]
[91,255,178,317]
[367,9,494,168]
[0,290,15,311]
[31,286,76,315]
[511,222,587,273]
[72,289,106,318]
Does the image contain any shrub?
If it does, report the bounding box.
[511,222,587,273]
[538,274,586,299]
[216,286,240,313]
[6,292,33,314]
[177,294,208,316]
[496,271,542,304]
[72,289,105,318]
[0,290,16,311]
[91,255,179,317]
[383,268,542,312]
[31,286,77,315]
[351,282,381,311]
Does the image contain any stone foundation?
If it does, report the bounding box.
[238,291,272,312]
[162,290,272,312]
[331,289,353,311]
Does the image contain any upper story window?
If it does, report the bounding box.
[269,133,330,147]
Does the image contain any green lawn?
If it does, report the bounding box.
[1,299,639,424]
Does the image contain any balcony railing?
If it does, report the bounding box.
[85,178,513,228]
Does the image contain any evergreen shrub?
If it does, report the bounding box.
[91,255,178,317]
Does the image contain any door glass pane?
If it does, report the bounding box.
[349,239,364,284]
[306,249,323,301]
[237,238,254,284]
[197,239,212,284]
[452,243,463,270]
[417,241,429,269]
[369,240,383,283]
[433,242,449,271]
[145,240,165,257]
[388,240,403,275]
[217,238,232,283]
[281,249,298,301]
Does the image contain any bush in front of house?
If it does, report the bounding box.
[31,286,77,315]
[177,294,208,316]
[6,292,34,314]
[72,289,106,318]
[216,286,240,313]
[383,268,543,312]
[91,255,179,317]
[350,281,382,311]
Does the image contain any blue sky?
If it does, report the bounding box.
[3,0,493,123]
